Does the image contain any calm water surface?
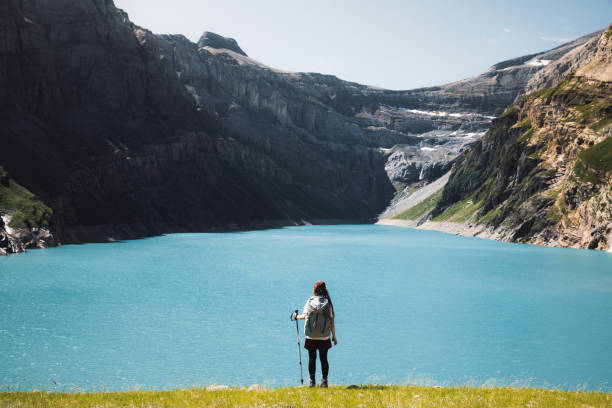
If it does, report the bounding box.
[1,225,611,391]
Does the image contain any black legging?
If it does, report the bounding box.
[307,348,329,380]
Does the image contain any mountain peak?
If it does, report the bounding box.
[197,31,247,56]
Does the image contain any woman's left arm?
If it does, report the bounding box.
[331,316,337,345]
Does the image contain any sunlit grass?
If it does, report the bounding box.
[392,189,443,220]
[1,385,610,407]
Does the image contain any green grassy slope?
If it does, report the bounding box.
[0,165,52,230]
[391,189,443,221]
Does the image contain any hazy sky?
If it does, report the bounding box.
[114,0,611,90]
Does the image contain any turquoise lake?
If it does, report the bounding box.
[1,225,611,392]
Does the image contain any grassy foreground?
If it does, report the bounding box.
[1,385,610,408]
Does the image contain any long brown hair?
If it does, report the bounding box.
[313,281,334,313]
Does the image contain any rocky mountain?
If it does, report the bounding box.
[382,27,611,250]
[0,0,601,254]
[0,0,392,253]
[198,31,247,57]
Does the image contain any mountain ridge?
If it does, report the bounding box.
[0,0,604,254]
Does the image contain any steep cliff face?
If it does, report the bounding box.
[0,0,396,253]
[428,27,612,250]
[0,0,601,254]
[0,0,393,252]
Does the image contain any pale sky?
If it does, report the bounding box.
[114,0,612,90]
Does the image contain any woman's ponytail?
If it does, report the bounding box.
[314,281,334,314]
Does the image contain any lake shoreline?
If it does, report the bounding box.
[6,220,612,258]
[0,219,374,257]
[376,219,612,253]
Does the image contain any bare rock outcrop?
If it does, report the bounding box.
[198,31,247,56]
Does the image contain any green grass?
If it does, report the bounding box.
[512,117,531,130]
[547,205,562,224]
[531,84,560,101]
[0,165,52,229]
[574,99,612,129]
[1,386,609,408]
[533,75,612,131]
[392,189,443,220]
[574,137,612,183]
[432,196,483,223]
[392,182,409,193]
[497,105,518,119]
[516,127,536,144]
[530,76,575,100]
[580,137,612,171]
[574,159,600,183]
[478,206,504,225]
[591,115,612,132]
[528,139,554,160]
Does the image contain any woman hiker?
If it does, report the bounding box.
[294,281,337,388]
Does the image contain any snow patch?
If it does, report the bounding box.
[420,147,436,151]
[403,108,467,118]
[446,131,486,139]
[463,132,486,138]
[525,59,551,67]
[383,105,496,120]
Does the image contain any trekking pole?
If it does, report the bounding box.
[290,309,304,385]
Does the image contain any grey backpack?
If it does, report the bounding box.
[304,296,332,338]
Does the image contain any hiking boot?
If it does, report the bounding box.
[309,379,316,388]
[320,378,328,388]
